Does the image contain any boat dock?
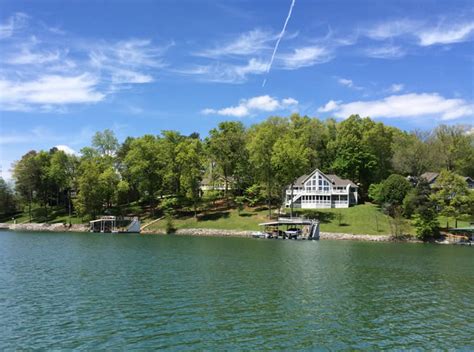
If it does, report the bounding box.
[257,217,320,240]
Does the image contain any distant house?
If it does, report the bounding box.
[420,172,474,189]
[200,175,234,192]
[285,169,358,209]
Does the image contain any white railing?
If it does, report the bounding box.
[286,189,348,195]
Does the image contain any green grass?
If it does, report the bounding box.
[146,207,270,232]
[146,203,398,235]
[295,204,396,235]
[3,205,83,224]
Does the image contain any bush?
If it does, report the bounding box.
[165,212,175,234]
[413,213,439,240]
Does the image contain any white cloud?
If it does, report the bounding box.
[318,93,474,120]
[390,83,404,93]
[366,19,420,40]
[337,77,364,90]
[0,74,105,111]
[418,22,474,46]
[6,47,62,65]
[364,45,405,59]
[202,95,298,117]
[0,14,167,111]
[338,78,353,87]
[318,100,341,113]
[0,12,29,39]
[177,58,267,83]
[366,19,474,47]
[195,29,276,58]
[278,46,332,69]
[55,145,78,155]
[111,69,153,84]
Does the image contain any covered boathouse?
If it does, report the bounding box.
[89,216,141,233]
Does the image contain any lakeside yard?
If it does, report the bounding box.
[4,203,471,237]
[146,204,399,235]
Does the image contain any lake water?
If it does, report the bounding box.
[0,230,473,350]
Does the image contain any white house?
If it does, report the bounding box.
[285,169,358,209]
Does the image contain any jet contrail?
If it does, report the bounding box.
[262,0,296,87]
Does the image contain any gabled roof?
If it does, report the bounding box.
[420,172,439,184]
[292,169,357,188]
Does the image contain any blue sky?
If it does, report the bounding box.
[0,0,473,180]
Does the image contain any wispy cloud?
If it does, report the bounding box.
[318,93,474,120]
[389,83,404,93]
[0,14,169,111]
[364,44,405,59]
[176,58,267,83]
[365,19,474,47]
[202,95,298,117]
[0,74,105,111]
[418,22,474,46]
[337,77,364,90]
[278,45,332,69]
[366,19,420,40]
[195,29,276,58]
[0,12,29,39]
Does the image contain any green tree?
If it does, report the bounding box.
[92,129,119,156]
[0,177,17,216]
[432,125,474,177]
[247,117,288,217]
[392,131,432,176]
[176,138,204,218]
[432,170,472,228]
[12,151,40,221]
[271,130,311,217]
[206,121,249,199]
[124,135,164,215]
[329,115,378,196]
[379,174,412,207]
[74,160,104,218]
[161,131,185,195]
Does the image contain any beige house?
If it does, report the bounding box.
[285,169,358,209]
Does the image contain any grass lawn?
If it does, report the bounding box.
[5,201,470,236]
[146,203,398,235]
[3,205,83,224]
[295,204,396,235]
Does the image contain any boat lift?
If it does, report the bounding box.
[256,217,320,240]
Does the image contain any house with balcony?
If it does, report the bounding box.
[285,169,358,209]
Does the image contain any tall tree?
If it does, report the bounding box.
[247,117,288,217]
[206,121,248,199]
[176,138,204,217]
[92,129,119,157]
[432,125,474,177]
[432,170,472,228]
[0,177,17,216]
[271,130,311,217]
[124,135,164,215]
[329,115,378,197]
[12,151,40,221]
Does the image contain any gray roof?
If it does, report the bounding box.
[420,172,439,183]
[293,169,357,188]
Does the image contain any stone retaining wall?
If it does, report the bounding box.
[1,223,88,232]
[320,232,392,242]
[142,228,254,237]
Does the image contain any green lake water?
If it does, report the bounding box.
[0,230,473,350]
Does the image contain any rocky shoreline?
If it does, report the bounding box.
[0,223,88,232]
[0,223,419,242]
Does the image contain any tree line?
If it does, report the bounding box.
[2,114,473,231]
